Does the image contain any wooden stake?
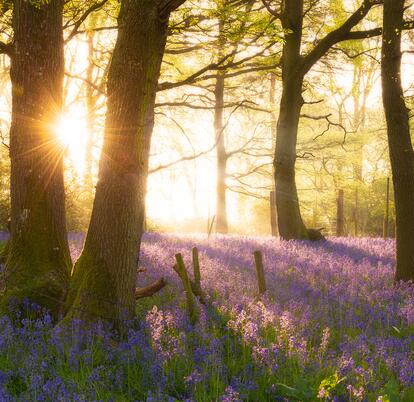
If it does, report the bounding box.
[270,191,278,237]
[354,188,359,237]
[383,177,390,238]
[174,254,198,324]
[254,250,266,295]
[208,215,216,238]
[192,247,201,288]
[191,247,207,304]
[336,189,344,237]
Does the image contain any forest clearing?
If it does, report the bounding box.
[1,0,414,400]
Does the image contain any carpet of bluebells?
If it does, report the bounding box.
[0,233,413,401]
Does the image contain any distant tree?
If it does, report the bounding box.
[1,0,71,317]
[213,0,256,234]
[155,0,278,233]
[381,0,414,282]
[66,0,187,326]
[264,0,385,239]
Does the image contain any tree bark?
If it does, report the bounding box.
[381,0,414,282]
[65,0,173,325]
[2,0,71,318]
[273,0,309,240]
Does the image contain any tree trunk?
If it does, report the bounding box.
[269,73,278,237]
[214,70,228,234]
[214,8,229,235]
[65,1,170,325]
[381,0,414,282]
[2,0,71,318]
[213,0,253,234]
[273,0,308,240]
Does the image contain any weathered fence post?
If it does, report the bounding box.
[191,247,207,304]
[174,254,198,324]
[354,188,359,237]
[336,189,344,237]
[254,250,266,295]
[383,177,390,238]
[192,247,201,288]
[208,215,216,238]
[270,191,278,237]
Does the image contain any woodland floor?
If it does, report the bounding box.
[0,233,413,401]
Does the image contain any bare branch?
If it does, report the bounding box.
[300,113,332,120]
[261,0,280,18]
[64,0,109,44]
[65,72,106,95]
[149,140,217,174]
[135,278,167,299]
[300,0,383,75]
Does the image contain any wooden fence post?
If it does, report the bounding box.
[336,189,344,237]
[174,254,198,324]
[270,191,278,237]
[192,247,201,288]
[191,247,207,304]
[254,250,266,295]
[383,177,390,238]
[354,188,359,237]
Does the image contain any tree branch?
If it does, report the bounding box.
[64,0,109,43]
[158,50,238,91]
[135,278,167,299]
[158,0,187,17]
[261,0,280,18]
[300,0,383,75]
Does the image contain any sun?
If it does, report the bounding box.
[55,111,89,174]
[56,113,87,149]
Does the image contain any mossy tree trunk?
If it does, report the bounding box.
[274,0,309,240]
[272,0,381,240]
[3,0,71,318]
[66,0,185,325]
[381,0,414,282]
